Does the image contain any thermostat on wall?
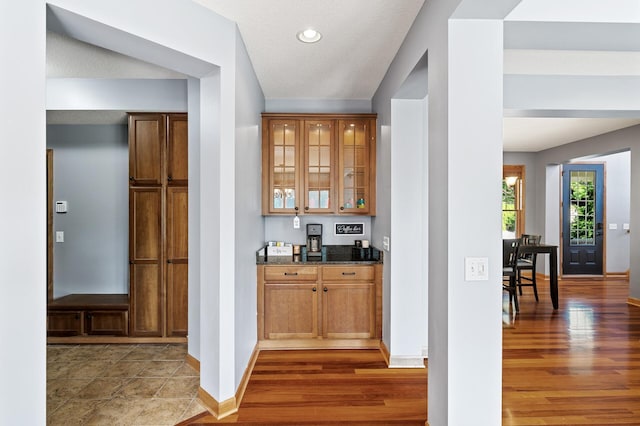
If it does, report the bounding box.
[55,201,68,213]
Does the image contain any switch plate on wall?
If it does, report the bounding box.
[465,257,488,281]
[56,231,64,243]
[383,236,390,251]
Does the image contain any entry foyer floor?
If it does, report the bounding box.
[47,343,205,425]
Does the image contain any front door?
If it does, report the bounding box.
[562,163,605,275]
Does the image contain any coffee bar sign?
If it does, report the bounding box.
[334,223,365,236]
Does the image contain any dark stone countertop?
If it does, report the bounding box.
[256,244,383,265]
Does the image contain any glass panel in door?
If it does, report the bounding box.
[271,121,298,211]
[304,121,333,213]
[339,120,370,213]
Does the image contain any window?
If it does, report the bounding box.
[502,165,525,238]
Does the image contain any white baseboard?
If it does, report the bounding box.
[388,355,426,369]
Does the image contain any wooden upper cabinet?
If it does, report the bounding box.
[262,118,301,215]
[338,118,375,215]
[129,114,165,186]
[167,114,188,186]
[262,113,376,216]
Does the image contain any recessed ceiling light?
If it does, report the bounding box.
[297,28,322,43]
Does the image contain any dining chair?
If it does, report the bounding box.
[516,234,541,302]
[503,238,520,312]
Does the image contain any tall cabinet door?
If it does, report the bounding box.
[129,187,163,336]
[166,186,188,337]
[167,114,188,186]
[129,114,165,186]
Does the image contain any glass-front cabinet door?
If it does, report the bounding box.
[304,120,334,214]
[338,119,372,214]
[262,113,376,216]
[266,119,300,214]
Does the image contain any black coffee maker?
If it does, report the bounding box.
[306,224,323,258]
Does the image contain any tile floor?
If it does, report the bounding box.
[47,344,207,425]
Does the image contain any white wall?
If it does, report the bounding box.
[545,165,561,275]
[234,26,265,386]
[389,97,428,365]
[600,151,631,273]
[188,78,202,360]
[0,1,47,424]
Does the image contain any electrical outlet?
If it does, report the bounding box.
[383,236,390,251]
[293,215,300,229]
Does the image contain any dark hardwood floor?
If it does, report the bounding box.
[503,277,640,425]
[181,277,640,425]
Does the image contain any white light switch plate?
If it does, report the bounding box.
[56,231,64,243]
[383,236,390,251]
[465,257,488,281]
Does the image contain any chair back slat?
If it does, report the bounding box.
[503,239,519,268]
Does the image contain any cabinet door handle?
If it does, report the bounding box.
[312,287,317,292]
[129,176,134,181]
[323,287,328,292]
[305,206,309,211]
[168,175,173,182]
[284,272,298,276]
[167,259,173,264]
[342,272,356,276]
[340,206,345,211]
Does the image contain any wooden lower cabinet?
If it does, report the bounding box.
[47,294,129,337]
[264,283,319,339]
[258,264,381,345]
[86,310,128,336]
[47,311,83,336]
[129,263,163,336]
[167,262,188,337]
[322,282,375,339]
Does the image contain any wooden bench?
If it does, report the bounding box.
[47,294,129,337]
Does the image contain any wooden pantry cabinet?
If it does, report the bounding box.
[262,113,376,216]
[257,264,382,347]
[128,113,188,337]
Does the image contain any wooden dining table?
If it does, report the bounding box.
[518,244,559,309]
